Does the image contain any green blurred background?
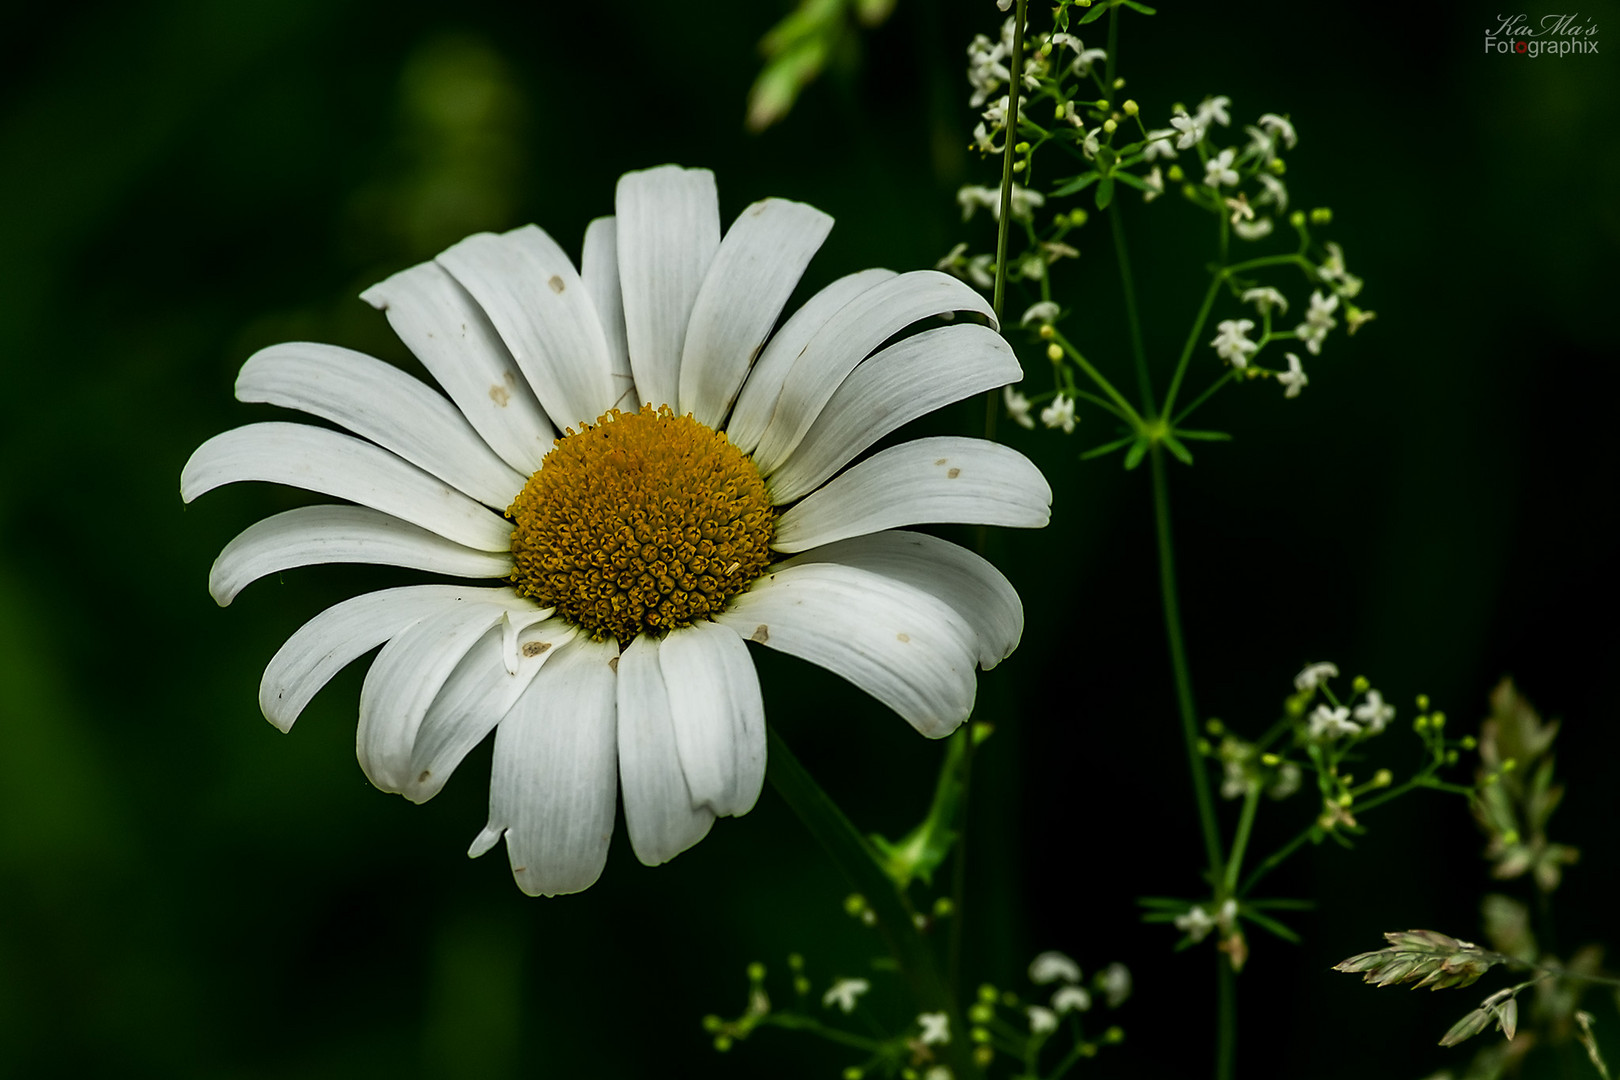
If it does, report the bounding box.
[3,1,1617,1076]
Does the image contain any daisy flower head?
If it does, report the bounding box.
[181,165,1052,897]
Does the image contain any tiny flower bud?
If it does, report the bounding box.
[933,897,955,918]
[1103,118,1118,134]
[788,953,804,970]
[1012,160,1026,172]
[1105,1026,1125,1043]
[1166,164,1184,182]
[1372,769,1393,788]
[702,1015,723,1032]
[747,962,766,982]
[1460,735,1478,751]
[1502,828,1520,845]
[1261,753,1281,767]
[1040,41,1053,57]
[1414,715,1430,732]
[971,1026,991,1043]
[1500,757,1516,771]
[1352,676,1370,694]
[1310,207,1333,224]
[978,983,998,1004]
[844,893,866,917]
[1205,718,1224,736]
[1046,343,1063,362]
[1039,324,1055,340]
[1112,76,1124,89]
[969,1002,994,1023]
[1096,99,1110,110]
[1123,99,1139,116]
[1416,693,1431,710]
[1268,157,1287,175]
[1444,749,1459,765]
[1432,711,1446,730]
[974,1046,995,1067]
[1068,208,1089,226]
[1289,210,1307,228]
[714,1035,734,1052]
[1015,141,1031,153]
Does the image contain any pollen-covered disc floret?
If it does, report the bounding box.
[508,404,774,641]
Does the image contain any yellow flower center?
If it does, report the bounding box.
[507,405,774,641]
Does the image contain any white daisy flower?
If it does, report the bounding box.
[181,166,1051,897]
[1277,352,1308,399]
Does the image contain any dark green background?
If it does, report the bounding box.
[3,1,1617,1076]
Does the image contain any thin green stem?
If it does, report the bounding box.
[1223,785,1261,895]
[1109,200,1154,415]
[991,0,1027,325]
[761,1014,885,1053]
[766,728,979,1079]
[1052,330,1144,427]
[1161,274,1223,419]
[1149,444,1231,1080]
[947,726,973,994]
[1239,823,1313,897]
[1170,369,1237,428]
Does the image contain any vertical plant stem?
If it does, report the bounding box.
[766,727,980,1079]
[1161,274,1223,419]
[1224,786,1261,894]
[1109,202,1154,414]
[1149,444,1233,1080]
[991,0,1028,323]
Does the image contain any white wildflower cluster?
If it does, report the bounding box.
[1209,318,1259,368]
[1293,661,1397,744]
[1216,733,1302,801]
[1295,289,1338,355]
[957,183,1046,222]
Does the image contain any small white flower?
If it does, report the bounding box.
[1209,318,1259,368]
[1169,110,1205,150]
[971,121,1000,154]
[1216,898,1239,931]
[924,1068,953,1080]
[1040,394,1076,434]
[1050,32,1107,74]
[1353,689,1395,734]
[1268,761,1302,799]
[823,977,871,1014]
[1141,129,1179,161]
[1258,112,1298,149]
[967,34,1010,108]
[1204,147,1240,189]
[1224,192,1254,225]
[1020,300,1061,327]
[1142,166,1164,203]
[918,1011,952,1046]
[1052,984,1092,1014]
[1004,385,1036,429]
[1028,1005,1059,1035]
[1240,287,1288,316]
[1277,352,1307,399]
[1294,661,1339,691]
[1175,906,1215,942]
[1309,704,1360,741]
[1029,950,1082,985]
[1233,217,1273,241]
[1295,290,1339,355]
[1098,963,1132,1008]
[1256,173,1288,213]
[1270,354,1308,401]
[966,254,996,289]
[1318,242,1364,299]
[996,0,1012,9]
[958,183,1045,222]
[1196,94,1232,128]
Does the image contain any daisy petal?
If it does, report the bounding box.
[658,621,766,818]
[473,636,621,896]
[617,634,716,865]
[780,530,1023,670]
[437,226,618,432]
[616,165,721,411]
[356,599,512,793]
[402,614,577,804]
[726,268,897,455]
[772,436,1051,553]
[236,342,526,509]
[678,198,833,428]
[259,584,522,732]
[182,422,513,552]
[752,270,998,474]
[580,216,637,410]
[766,324,1022,503]
[208,505,511,607]
[360,260,556,474]
[714,562,978,737]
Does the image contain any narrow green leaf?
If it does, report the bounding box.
[1241,908,1301,943]
[1080,434,1136,460]
[1052,172,1099,197]
[1245,897,1316,911]
[1077,4,1108,24]
[1123,437,1149,470]
[1113,170,1149,192]
[1120,0,1157,12]
[1137,896,1196,909]
[1174,428,1233,442]
[1162,433,1194,466]
[1095,174,1115,210]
